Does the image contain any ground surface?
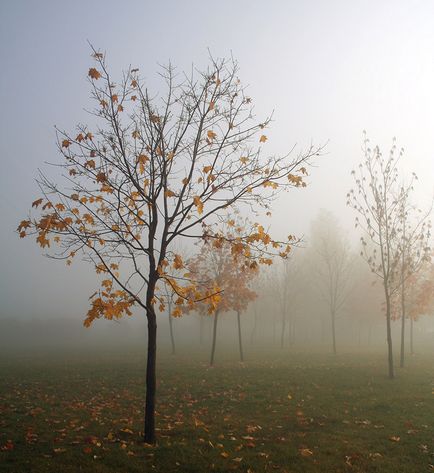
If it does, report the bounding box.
[0,348,433,472]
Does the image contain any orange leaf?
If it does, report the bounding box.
[88,68,101,80]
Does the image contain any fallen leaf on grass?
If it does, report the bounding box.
[299,448,313,457]
[53,448,67,454]
[389,436,400,442]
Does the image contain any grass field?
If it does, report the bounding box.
[1,348,434,472]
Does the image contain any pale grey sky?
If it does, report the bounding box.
[1,0,434,320]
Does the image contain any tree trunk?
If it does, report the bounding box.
[199,314,204,345]
[144,305,157,443]
[250,306,257,344]
[384,287,395,379]
[168,302,175,356]
[331,309,337,355]
[280,311,286,349]
[400,279,406,368]
[237,311,244,362]
[210,310,219,366]
[410,316,414,355]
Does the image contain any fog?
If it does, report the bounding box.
[1,1,434,351]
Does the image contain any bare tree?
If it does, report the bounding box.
[347,134,412,378]
[309,210,353,354]
[19,50,321,442]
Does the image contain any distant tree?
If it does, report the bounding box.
[393,186,431,367]
[308,210,353,354]
[18,50,320,442]
[393,258,434,355]
[348,134,413,378]
[271,252,301,348]
[188,221,259,364]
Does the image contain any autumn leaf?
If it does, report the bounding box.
[173,254,184,269]
[32,198,43,208]
[96,172,107,183]
[165,189,176,198]
[62,139,71,148]
[17,220,31,231]
[193,196,204,215]
[207,130,217,141]
[259,135,267,143]
[203,165,213,173]
[299,448,313,457]
[240,156,249,164]
[389,436,400,442]
[88,68,101,80]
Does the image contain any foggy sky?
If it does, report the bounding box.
[1,0,434,321]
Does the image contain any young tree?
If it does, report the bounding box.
[18,51,320,442]
[394,187,431,367]
[394,258,434,355]
[308,210,353,354]
[188,221,259,364]
[348,135,411,378]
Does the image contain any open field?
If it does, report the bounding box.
[1,349,434,473]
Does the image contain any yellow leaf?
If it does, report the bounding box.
[193,196,204,215]
[203,165,213,173]
[259,135,267,143]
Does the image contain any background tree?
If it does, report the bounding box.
[270,252,302,348]
[393,186,431,367]
[394,258,434,355]
[347,135,412,378]
[188,221,259,364]
[308,210,353,354]
[18,50,320,442]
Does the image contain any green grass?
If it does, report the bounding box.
[1,348,434,472]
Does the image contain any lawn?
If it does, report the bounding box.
[1,348,433,472]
